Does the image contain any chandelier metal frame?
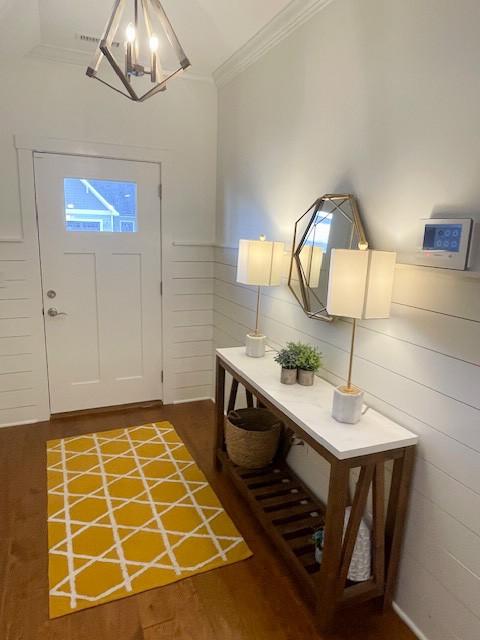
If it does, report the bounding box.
[86,0,191,102]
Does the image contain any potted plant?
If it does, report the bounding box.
[295,342,322,386]
[274,346,298,385]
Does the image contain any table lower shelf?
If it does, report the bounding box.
[217,449,383,612]
[217,449,325,605]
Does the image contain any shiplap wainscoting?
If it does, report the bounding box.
[0,243,49,426]
[213,245,480,640]
[163,244,215,403]
[0,155,50,426]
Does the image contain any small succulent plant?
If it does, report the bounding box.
[274,347,298,370]
[274,342,323,371]
[295,342,322,372]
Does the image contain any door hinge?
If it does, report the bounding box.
[160,281,163,296]
[161,370,164,383]
[158,184,162,199]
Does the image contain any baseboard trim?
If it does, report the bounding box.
[392,602,426,640]
[172,396,213,405]
[0,418,41,429]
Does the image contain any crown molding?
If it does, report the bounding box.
[26,43,213,83]
[27,43,90,66]
[213,0,335,88]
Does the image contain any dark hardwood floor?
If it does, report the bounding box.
[0,400,416,639]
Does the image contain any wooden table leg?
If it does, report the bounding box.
[214,358,226,470]
[245,389,254,407]
[315,460,350,630]
[276,426,294,462]
[384,447,415,608]
[336,463,375,598]
[372,463,385,589]
[227,378,239,413]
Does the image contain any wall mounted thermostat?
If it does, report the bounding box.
[416,218,473,270]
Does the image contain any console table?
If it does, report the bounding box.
[214,347,418,630]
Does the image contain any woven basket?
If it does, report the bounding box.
[225,408,282,469]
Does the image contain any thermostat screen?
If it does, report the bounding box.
[423,224,462,253]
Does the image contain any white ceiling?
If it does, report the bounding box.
[0,0,293,76]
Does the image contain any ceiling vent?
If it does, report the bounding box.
[75,33,121,48]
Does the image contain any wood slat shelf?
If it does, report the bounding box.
[217,450,324,603]
[217,450,369,597]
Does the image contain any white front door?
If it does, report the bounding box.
[34,152,162,414]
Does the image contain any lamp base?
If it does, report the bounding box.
[245,333,266,358]
[332,386,364,424]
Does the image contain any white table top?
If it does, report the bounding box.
[217,347,418,460]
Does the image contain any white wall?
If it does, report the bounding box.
[215,1,480,639]
[0,56,217,424]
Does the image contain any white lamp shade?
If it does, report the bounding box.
[299,245,323,288]
[363,250,397,318]
[326,249,396,319]
[236,239,285,286]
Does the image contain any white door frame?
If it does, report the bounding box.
[15,135,177,419]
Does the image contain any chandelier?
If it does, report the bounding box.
[87,0,191,102]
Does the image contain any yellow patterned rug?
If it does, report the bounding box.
[47,422,252,618]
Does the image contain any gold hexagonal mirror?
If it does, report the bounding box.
[288,194,368,321]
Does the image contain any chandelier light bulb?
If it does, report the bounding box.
[126,22,136,43]
[149,34,159,52]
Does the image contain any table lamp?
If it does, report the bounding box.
[326,248,396,423]
[236,235,285,357]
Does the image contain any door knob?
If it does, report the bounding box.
[47,307,68,317]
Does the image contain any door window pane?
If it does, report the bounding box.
[64,178,137,232]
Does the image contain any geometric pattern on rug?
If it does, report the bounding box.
[47,422,252,618]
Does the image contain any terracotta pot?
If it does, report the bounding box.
[298,369,314,386]
[280,367,297,385]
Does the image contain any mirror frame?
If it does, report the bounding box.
[288,194,368,322]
